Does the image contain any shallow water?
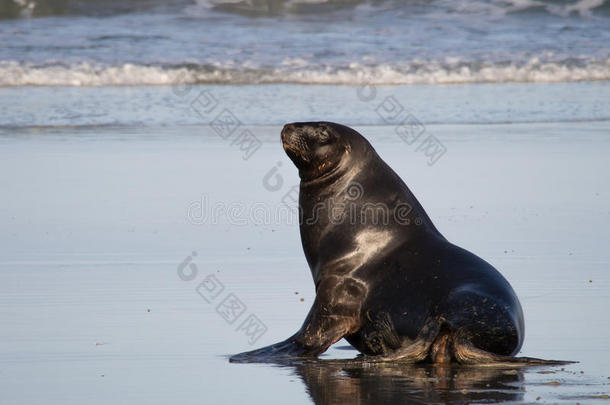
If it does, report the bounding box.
[1,84,609,401]
[1,82,609,128]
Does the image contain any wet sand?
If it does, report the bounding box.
[1,116,609,403]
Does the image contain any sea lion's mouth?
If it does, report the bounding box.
[283,142,310,164]
[282,125,311,165]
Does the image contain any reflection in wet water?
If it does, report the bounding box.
[281,359,528,404]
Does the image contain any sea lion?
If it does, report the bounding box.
[230,122,566,365]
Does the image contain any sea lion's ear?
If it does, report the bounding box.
[318,129,331,143]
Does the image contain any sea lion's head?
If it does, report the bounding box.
[281,121,364,181]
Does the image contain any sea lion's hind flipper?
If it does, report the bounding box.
[361,311,403,355]
[378,337,431,362]
[370,317,444,362]
[365,318,575,366]
[372,312,402,350]
[452,338,576,366]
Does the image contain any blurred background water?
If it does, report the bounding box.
[0,0,609,86]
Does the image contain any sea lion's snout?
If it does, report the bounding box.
[282,123,310,166]
[281,123,296,142]
[281,123,300,150]
[281,121,348,180]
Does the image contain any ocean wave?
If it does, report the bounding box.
[1,0,608,19]
[192,0,610,19]
[0,0,189,19]
[1,59,609,86]
[433,0,609,18]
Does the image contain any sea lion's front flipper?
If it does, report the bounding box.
[228,334,310,363]
[230,276,366,363]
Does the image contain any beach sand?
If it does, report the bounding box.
[1,83,609,404]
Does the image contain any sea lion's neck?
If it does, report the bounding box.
[297,152,370,282]
[300,143,371,191]
[298,147,444,284]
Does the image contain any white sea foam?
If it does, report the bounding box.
[546,0,606,17]
[1,59,609,86]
